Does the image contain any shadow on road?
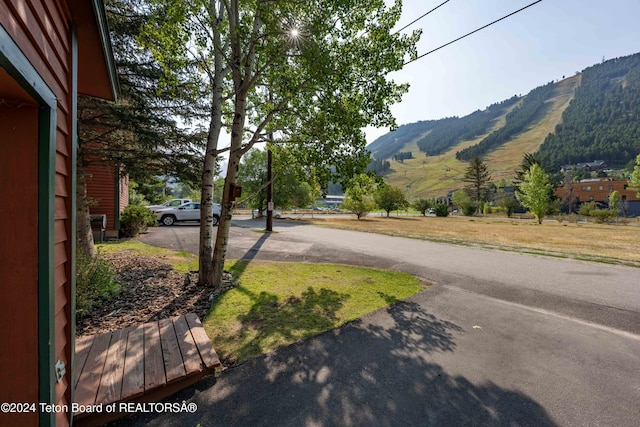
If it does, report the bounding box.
[112,299,556,427]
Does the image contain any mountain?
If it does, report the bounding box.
[368,52,640,198]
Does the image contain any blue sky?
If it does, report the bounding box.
[365,0,640,144]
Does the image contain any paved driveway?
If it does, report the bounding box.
[127,217,640,426]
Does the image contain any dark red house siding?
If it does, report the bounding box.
[0,1,117,425]
[0,105,40,427]
[86,163,118,233]
[1,1,74,425]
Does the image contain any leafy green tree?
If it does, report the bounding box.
[237,149,269,212]
[630,154,640,197]
[608,190,621,211]
[274,172,315,210]
[496,190,520,218]
[451,189,475,216]
[141,0,420,286]
[237,148,314,211]
[515,164,552,224]
[374,184,408,217]
[434,204,449,217]
[412,198,434,216]
[342,174,376,220]
[463,155,491,209]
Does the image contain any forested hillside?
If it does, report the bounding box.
[417,96,520,157]
[456,82,555,161]
[366,120,436,161]
[367,51,640,199]
[538,53,640,170]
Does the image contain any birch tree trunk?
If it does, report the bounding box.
[198,1,226,286]
[76,165,96,258]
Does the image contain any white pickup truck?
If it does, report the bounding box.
[154,201,222,226]
[145,198,192,211]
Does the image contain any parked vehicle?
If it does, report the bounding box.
[146,198,192,212]
[252,209,282,219]
[155,202,221,226]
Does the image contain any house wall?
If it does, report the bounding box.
[556,179,639,212]
[86,163,118,233]
[0,105,40,427]
[0,1,74,425]
[85,164,129,238]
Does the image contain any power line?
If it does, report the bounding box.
[395,0,453,34]
[405,0,543,66]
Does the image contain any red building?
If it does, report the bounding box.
[0,1,118,425]
[86,164,129,238]
[555,178,640,216]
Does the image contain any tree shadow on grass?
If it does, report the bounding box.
[229,285,350,361]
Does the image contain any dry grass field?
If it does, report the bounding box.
[305,214,640,266]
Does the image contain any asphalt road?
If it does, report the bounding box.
[127,217,640,427]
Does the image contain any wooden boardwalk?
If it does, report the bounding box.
[74,313,220,426]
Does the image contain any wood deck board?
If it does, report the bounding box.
[143,321,165,391]
[159,317,187,383]
[74,313,220,426]
[186,313,221,368]
[121,324,145,399]
[73,335,94,389]
[173,315,204,375]
[75,332,111,407]
[95,328,129,405]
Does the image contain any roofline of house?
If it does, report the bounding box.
[91,0,119,101]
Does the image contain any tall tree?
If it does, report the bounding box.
[237,148,314,212]
[463,155,491,210]
[236,149,269,213]
[77,0,205,257]
[451,189,475,216]
[630,154,640,197]
[513,152,541,195]
[342,174,377,220]
[142,0,420,287]
[412,198,434,216]
[374,184,408,217]
[515,164,552,224]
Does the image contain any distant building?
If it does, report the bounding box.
[555,178,640,216]
[86,164,129,239]
[560,160,607,173]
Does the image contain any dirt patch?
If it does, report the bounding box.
[76,251,235,337]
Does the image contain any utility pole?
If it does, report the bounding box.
[266,89,274,231]
[266,145,273,232]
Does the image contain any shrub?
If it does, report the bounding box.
[589,209,619,224]
[120,205,157,237]
[76,251,119,316]
[578,201,619,223]
[578,201,598,216]
[434,203,449,217]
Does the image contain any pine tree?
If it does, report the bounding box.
[463,155,492,209]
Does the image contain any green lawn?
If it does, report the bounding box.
[97,240,424,364]
[203,260,423,363]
